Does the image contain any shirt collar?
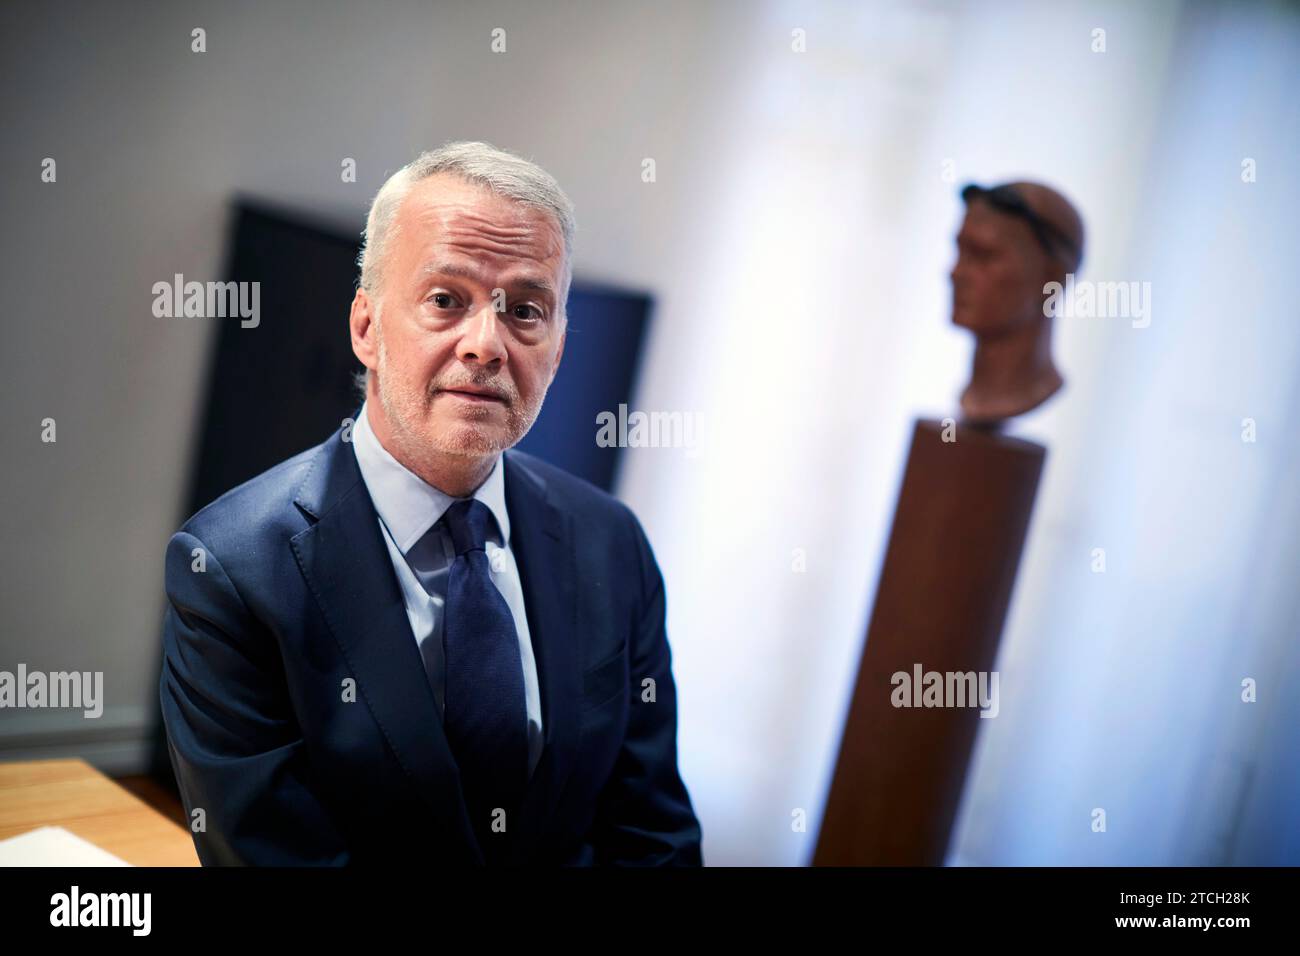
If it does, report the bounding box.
[351,399,510,554]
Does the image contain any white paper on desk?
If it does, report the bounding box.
[0,826,131,867]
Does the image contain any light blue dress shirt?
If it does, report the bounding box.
[350,401,544,778]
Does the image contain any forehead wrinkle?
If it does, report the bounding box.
[417,258,557,299]
[402,199,545,245]
[442,218,563,261]
[398,193,565,291]
[443,234,560,265]
[402,173,564,242]
[414,193,558,238]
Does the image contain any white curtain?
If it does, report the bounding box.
[614,0,1300,865]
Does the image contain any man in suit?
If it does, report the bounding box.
[159,141,702,865]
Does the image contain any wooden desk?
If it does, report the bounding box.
[0,758,199,866]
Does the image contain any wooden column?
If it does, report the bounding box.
[813,419,1046,865]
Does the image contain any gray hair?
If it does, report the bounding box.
[352,141,576,402]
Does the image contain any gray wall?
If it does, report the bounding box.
[0,0,737,772]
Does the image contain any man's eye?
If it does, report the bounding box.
[512,304,542,321]
[428,292,457,308]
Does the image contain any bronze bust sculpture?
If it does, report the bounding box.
[950,181,1085,424]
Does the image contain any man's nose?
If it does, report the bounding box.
[456,303,507,366]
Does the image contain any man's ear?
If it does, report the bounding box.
[350,287,379,373]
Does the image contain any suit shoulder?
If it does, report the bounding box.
[175,439,325,548]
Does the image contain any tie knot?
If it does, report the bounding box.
[442,499,497,557]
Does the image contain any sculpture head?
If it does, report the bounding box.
[949,180,1085,424]
[951,181,1084,337]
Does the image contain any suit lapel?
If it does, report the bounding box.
[289,427,484,864]
[502,450,582,862]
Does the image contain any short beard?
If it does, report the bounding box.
[374,321,549,469]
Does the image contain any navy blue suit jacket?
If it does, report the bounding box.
[159,423,702,865]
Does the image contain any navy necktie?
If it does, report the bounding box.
[441,498,528,863]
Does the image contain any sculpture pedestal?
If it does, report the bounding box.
[813,418,1046,865]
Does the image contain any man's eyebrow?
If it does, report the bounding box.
[418,261,555,298]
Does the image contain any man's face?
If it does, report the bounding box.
[949,202,1047,337]
[356,173,566,461]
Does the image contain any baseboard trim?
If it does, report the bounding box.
[0,706,153,777]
